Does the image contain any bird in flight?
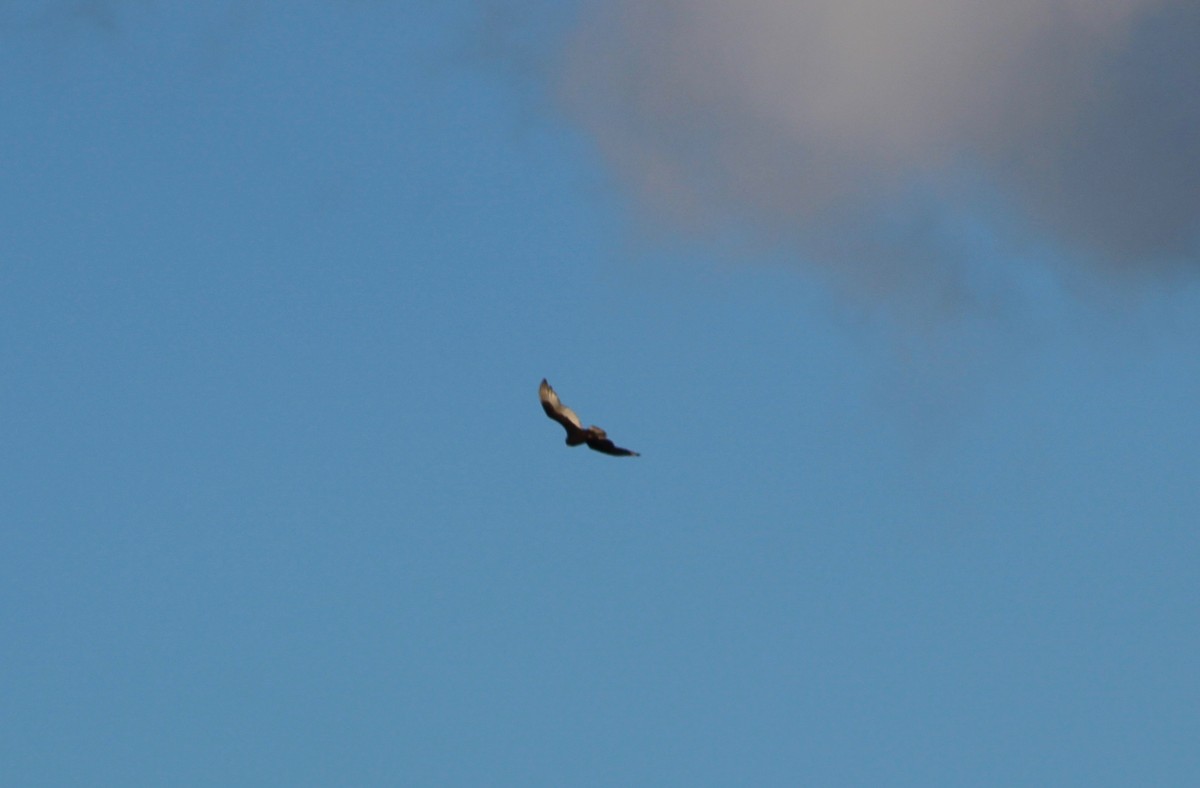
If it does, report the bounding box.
[539,379,640,457]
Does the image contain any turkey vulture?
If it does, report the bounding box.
[539,379,640,457]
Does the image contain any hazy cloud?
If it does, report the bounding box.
[558,0,1200,301]
[10,1,1197,306]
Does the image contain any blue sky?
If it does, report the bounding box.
[2,2,1198,785]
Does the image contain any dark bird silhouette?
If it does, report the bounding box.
[539,379,640,457]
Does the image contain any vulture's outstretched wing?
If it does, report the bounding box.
[585,430,640,457]
[539,378,640,457]
[539,379,587,444]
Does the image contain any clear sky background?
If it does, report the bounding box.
[2,2,1198,785]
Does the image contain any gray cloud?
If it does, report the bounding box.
[558,1,1200,302]
[11,1,1197,306]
